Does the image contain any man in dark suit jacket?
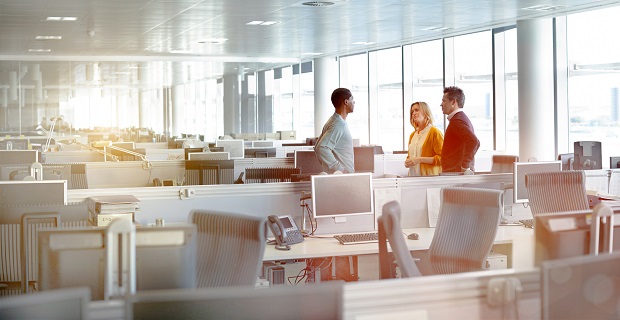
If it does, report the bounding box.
[440,86,480,173]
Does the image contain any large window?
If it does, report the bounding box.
[403,40,444,149]
[452,31,494,152]
[298,64,315,140]
[369,47,403,152]
[494,27,519,155]
[340,53,370,146]
[273,67,294,132]
[567,6,620,167]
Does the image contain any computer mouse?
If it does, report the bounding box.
[407,233,419,240]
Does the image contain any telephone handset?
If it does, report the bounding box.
[267,215,304,251]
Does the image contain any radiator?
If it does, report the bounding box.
[245,167,301,184]
[0,220,88,283]
[185,168,235,185]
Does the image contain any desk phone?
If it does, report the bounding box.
[268,215,304,251]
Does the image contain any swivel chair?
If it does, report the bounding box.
[525,170,589,215]
[378,187,504,277]
[189,210,267,287]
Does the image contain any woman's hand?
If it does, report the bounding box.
[405,157,418,168]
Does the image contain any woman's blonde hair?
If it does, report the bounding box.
[410,101,434,128]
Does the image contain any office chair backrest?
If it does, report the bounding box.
[491,155,519,174]
[525,170,589,215]
[377,201,422,278]
[428,187,503,274]
[189,210,267,288]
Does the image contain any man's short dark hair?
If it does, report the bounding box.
[443,86,465,108]
[331,88,352,108]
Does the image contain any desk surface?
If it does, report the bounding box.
[264,226,535,269]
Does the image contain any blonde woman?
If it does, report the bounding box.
[404,102,443,176]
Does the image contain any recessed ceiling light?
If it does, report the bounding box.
[28,49,52,52]
[302,1,335,6]
[302,52,323,56]
[198,38,228,44]
[352,41,375,45]
[522,5,563,11]
[45,16,78,21]
[246,21,280,26]
[170,50,193,54]
[36,35,62,40]
[422,26,452,31]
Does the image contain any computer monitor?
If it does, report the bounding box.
[0,150,39,165]
[184,147,204,160]
[244,147,276,158]
[513,161,562,204]
[573,141,602,170]
[38,225,197,301]
[294,149,323,174]
[252,141,274,148]
[534,209,620,266]
[557,153,575,170]
[0,286,90,319]
[311,172,374,220]
[188,152,230,160]
[215,139,245,159]
[354,146,375,173]
[542,251,620,320]
[126,282,343,320]
[610,156,620,169]
[0,180,66,211]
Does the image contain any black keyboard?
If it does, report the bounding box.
[334,232,379,245]
[520,219,534,229]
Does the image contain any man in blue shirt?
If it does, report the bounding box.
[314,88,355,173]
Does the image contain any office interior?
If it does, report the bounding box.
[2,1,620,319]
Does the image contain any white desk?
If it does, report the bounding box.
[263,226,535,270]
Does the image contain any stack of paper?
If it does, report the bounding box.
[87,195,140,226]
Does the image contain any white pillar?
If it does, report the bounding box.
[517,18,556,161]
[171,85,184,138]
[223,74,240,136]
[313,57,339,137]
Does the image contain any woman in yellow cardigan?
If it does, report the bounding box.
[404,101,444,176]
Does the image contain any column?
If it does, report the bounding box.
[313,57,339,137]
[171,85,184,138]
[223,74,241,136]
[517,18,556,161]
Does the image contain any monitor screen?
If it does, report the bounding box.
[0,286,90,319]
[311,172,373,219]
[573,141,602,170]
[513,161,562,204]
[127,282,343,319]
[294,150,323,174]
[534,209,620,266]
[610,156,620,169]
[215,140,244,159]
[354,146,375,173]
[557,153,575,170]
[0,150,38,165]
[38,225,197,301]
[542,251,620,320]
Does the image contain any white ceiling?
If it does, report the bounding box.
[0,0,618,94]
